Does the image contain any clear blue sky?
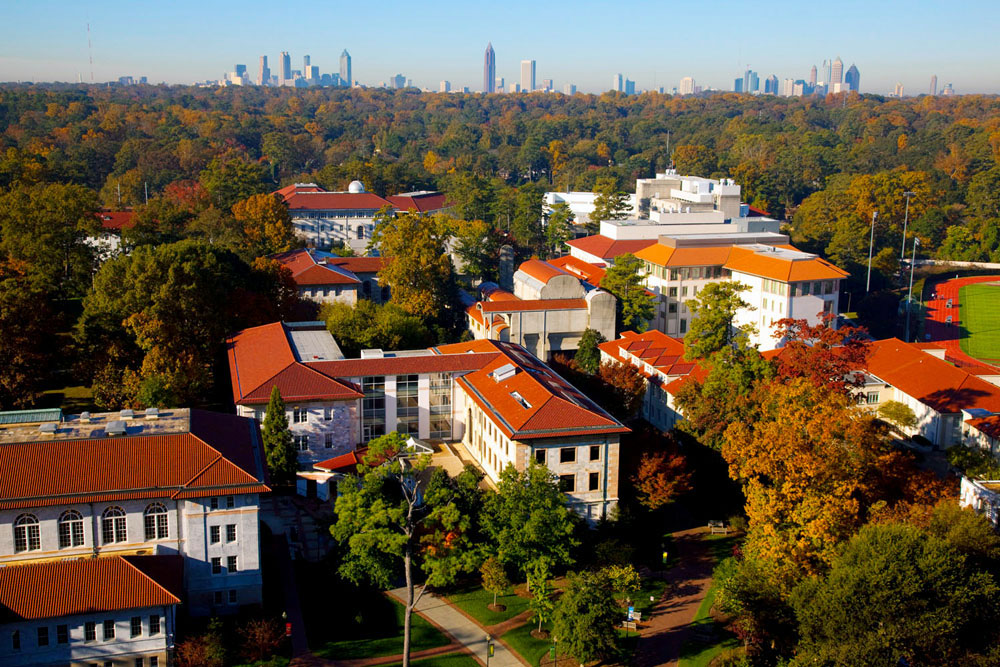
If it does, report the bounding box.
[2,0,999,95]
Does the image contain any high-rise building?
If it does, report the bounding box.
[279,51,291,86]
[679,76,695,95]
[303,55,310,71]
[390,74,406,89]
[340,50,352,87]
[235,64,247,78]
[542,78,553,92]
[613,73,623,92]
[749,71,760,94]
[520,60,536,92]
[624,79,635,95]
[743,67,756,94]
[930,75,938,96]
[509,82,520,93]
[845,65,860,92]
[831,56,843,84]
[496,77,505,92]
[306,65,319,82]
[563,83,576,95]
[941,82,955,96]
[893,82,904,97]
[440,80,451,93]
[782,78,794,96]
[734,77,743,93]
[809,65,817,87]
[764,75,778,95]
[483,42,495,93]
[257,56,270,86]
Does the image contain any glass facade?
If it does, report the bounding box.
[429,373,452,439]
[396,374,419,435]
[362,376,386,442]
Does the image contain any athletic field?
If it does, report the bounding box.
[959,282,1000,364]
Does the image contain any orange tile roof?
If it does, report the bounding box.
[310,353,499,378]
[386,192,451,213]
[314,450,363,473]
[0,410,269,509]
[865,338,1000,414]
[94,210,135,231]
[599,330,696,380]
[635,244,734,268]
[567,236,656,260]
[481,285,519,302]
[723,245,848,282]
[274,183,326,202]
[227,322,297,403]
[517,259,570,284]
[479,298,588,313]
[238,363,363,404]
[967,415,1000,440]
[548,255,607,287]
[326,256,389,275]
[0,556,180,621]
[285,191,392,211]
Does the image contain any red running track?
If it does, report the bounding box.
[923,275,1000,372]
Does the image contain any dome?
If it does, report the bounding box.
[348,180,365,193]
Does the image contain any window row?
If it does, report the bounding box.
[211,555,240,574]
[209,523,239,544]
[557,472,602,493]
[208,496,236,511]
[534,444,602,466]
[13,504,170,553]
[10,614,161,651]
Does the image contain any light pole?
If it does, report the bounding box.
[905,236,921,343]
[866,211,878,292]
[899,191,915,261]
[485,634,494,667]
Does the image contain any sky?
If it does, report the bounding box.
[2,0,1000,95]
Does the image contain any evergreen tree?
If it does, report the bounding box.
[574,328,606,374]
[262,386,297,485]
[601,253,654,331]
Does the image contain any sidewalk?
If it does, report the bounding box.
[388,588,523,667]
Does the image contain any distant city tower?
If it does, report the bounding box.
[520,60,536,92]
[809,65,817,87]
[845,64,860,92]
[831,56,844,84]
[340,50,352,87]
[484,42,496,93]
[279,51,291,86]
[257,55,270,86]
[930,74,938,96]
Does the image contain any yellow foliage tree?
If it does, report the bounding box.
[232,193,297,257]
[371,210,454,320]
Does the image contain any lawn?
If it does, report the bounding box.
[502,621,556,667]
[310,597,450,659]
[382,652,481,667]
[677,534,743,667]
[445,584,531,626]
[959,282,1000,363]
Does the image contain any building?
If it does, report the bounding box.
[679,77,695,95]
[562,83,576,95]
[942,83,955,96]
[733,77,743,93]
[831,56,844,84]
[542,191,638,233]
[624,79,636,95]
[0,556,180,667]
[226,325,629,517]
[930,74,938,96]
[520,60,536,92]
[257,55,269,86]
[893,82,904,97]
[0,408,269,616]
[279,51,291,86]
[440,80,451,93]
[764,75,778,94]
[464,259,617,359]
[542,78,553,92]
[636,171,743,220]
[782,78,795,96]
[809,65,817,87]
[613,73,623,93]
[496,77,505,91]
[960,477,1000,526]
[340,50,352,87]
[271,248,390,306]
[484,42,495,93]
[845,64,860,92]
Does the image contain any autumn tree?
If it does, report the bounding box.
[480,556,509,608]
[601,253,654,331]
[683,281,753,360]
[632,445,691,510]
[588,177,631,233]
[371,210,455,321]
[232,193,298,257]
[238,618,286,664]
[602,563,642,607]
[672,144,717,176]
[262,386,298,485]
[772,314,870,392]
[597,360,646,420]
[0,260,55,409]
[574,328,606,375]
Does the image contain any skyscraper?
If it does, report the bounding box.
[764,75,778,95]
[496,77,505,92]
[279,51,291,86]
[831,56,843,84]
[483,43,495,93]
[235,64,247,78]
[440,80,451,93]
[930,75,938,95]
[679,76,695,95]
[809,65,817,87]
[893,82,904,97]
[734,77,743,93]
[340,50,352,87]
[624,79,635,95]
[520,60,536,92]
[845,65,860,92]
[749,71,760,94]
[563,83,576,95]
[303,55,310,71]
[257,56,270,86]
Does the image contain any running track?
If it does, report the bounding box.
[923,275,1000,372]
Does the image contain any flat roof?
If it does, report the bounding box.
[0,408,188,444]
[290,328,344,362]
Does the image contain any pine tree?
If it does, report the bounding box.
[262,385,297,485]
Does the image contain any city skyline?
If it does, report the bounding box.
[1,1,999,94]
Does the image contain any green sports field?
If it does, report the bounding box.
[959,283,1000,363]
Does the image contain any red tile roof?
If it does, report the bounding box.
[0,556,180,621]
[326,256,389,275]
[548,255,607,287]
[386,192,451,213]
[95,210,135,231]
[309,353,499,378]
[238,363,363,404]
[272,249,363,286]
[865,338,1000,414]
[724,245,849,282]
[567,236,656,260]
[285,192,392,211]
[479,298,588,313]
[314,450,363,473]
[599,331,696,380]
[517,259,570,284]
[0,410,269,509]
[967,415,1000,440]
[275,183,326,202]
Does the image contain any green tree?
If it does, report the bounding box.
[484,463,577,578]
[672,144,717,176]
[574,328,606,374]
[199,156,271,210]
[544,201,574,256]
[876,400,918,432]
[791,523,1000,666]
[527,558,556,635]
[322,300,432,358]
[451,218,499,282]
[332,432,480,667]
[261,386,297,485]
[588,177,631,234]
[0,261,54,409]
[553,570,621,664]
[683,281,753,360]
[602,563,642,608]
[480,556,509,608]
[601,253,654,331]
[510,185,545,255]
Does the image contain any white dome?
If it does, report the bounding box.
[348,180,365,193]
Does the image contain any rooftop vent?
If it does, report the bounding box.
[106,420,127,437]
[38,422,58,435]
[79,411,91,424]
[361,349,385,359]
[510,391,532,409]
[491,363,517,382]
[120,409,134,421]
[144,407,159,420]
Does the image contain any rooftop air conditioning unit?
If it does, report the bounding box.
[38,422,58,435]
[120,409,134,421]
[491,363,517,382]
[79,412,91,424]
[145,407,159,420]
[106,420,127,437]
[361,349,385,359]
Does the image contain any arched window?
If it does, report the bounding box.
[356,225,365,240]
[58,510,84,548]
[143,503,168,540]
[13,514,40,552]
[101,507,127,544]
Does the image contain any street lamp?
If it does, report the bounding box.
[900,191,915,262]
[905,236,921,343]
[485,634,494,667]
[866,211,878,292]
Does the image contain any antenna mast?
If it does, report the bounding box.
[87,22,94,83]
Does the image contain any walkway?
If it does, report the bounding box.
[388,588,524,667]
[635,527,715,667]
[273,534,311,659]
[923,275,1000,371]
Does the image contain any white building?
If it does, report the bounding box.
[0,408,269,617]
[271,248,390,306]
[635,171,743,221]
[542,191,638,233]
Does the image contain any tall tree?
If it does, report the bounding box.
[261,386,297,485]
[683,281,753,360]
[527,559,556,635]
[323,300,432,358]
[479,556,509,608]
[451,218,500,283]
[588,177,631,234]
[553,571,621,664]
[771,314,870,393]
[574,328,606,375]
[597,360,647,420]
[600,253,654,331]
[0,260,54,409]
[544,201,574,257]
[632,447,691,511]
[199,156,271,210]
[671,144,717,176]
[231,193,298,257]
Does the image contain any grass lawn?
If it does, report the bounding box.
[502,621,556,667]
[381,652,481,667]
[960,283,1000,363]
[445,584,531,626]
[308,596,450,660]
[629,576,669,619]
[38,384,95,413]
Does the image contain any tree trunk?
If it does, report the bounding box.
[493,590,498,606]
[538,616,543,633]
[403,547,413,667]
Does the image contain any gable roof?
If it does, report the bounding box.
[967,415,1000,441]
[95,210,135,232]
[548,255,607,288]
[271,249,362,286]
[635,243,737,268]
[0,557,180,621]
[724,245,848,282]
[599,330,696,381]
[386,192,450,213]
[325,256,389,275]
[284,191,392,212]
[567,236,656,260]
[517,259,571,284]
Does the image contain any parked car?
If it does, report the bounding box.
[946,298,953,308]
[946,315,953,324]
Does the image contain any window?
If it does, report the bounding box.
[210,497,219,511]
[103,619,115,640]
[214,591,224,605]
[534,449,546,465]
[212,557,222,574]
[293,408,307,423]
[136,659,145,667]
[57,624,68,644]
[680,319,688,334]
[37,626,48,647]
[59,509,85,548]
[866,392,880,405]
[14,513,40,552]
[131,616,142,638]
[559,474,575,492]
[150,657,159,667]
[429,373,452,439]
[667,302,677,314]
[226,496,235,509]
[144,503,168,540]
[11,629,19,651]
[229,589,238,604]
[226,524,237,542]
[680,286,688,297]
[362,376,386,442]
[589,472,600,491]
[210,525,221,543]
[357,226,365,240]
[294,435,309,451]
[101,506,128,544]
[396,374,419,435]
[85,621,96,641]
[149,615,160,636]
[324,433,334,448]
[227,555,238,573]
[590,445,601,461]
[560,447,576,463]
[668,286,678,297]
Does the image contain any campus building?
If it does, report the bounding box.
[271,248,390,306]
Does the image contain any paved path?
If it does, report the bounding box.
[273,534,311,658]
[635,527,715,667]
[388,587,523,667]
